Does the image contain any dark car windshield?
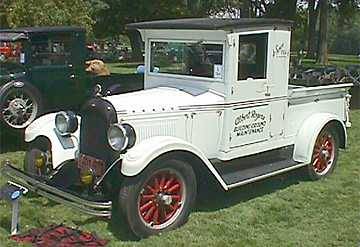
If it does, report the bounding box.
[0,41,25,75]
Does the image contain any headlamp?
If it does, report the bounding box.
[107,123,136,152]
[55,111,78,136]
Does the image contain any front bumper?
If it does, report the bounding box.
[0,161,112,217]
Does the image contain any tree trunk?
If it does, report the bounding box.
[307,0,317,58]
[241,0,251,18]
[266,0,297,20]
[317,0,328,64]
[127,30,143,62]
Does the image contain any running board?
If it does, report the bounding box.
[0,162,112,217]
[214,147,308,189]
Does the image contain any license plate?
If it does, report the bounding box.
[77,154,106,177]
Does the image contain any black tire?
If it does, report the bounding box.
[24,137,51,177]
[0,81,43,130]
[306,126,339,180]
[119,158,197,238]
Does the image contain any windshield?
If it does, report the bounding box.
[150,41,224,79]
[0,41,26,74]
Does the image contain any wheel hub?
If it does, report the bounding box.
[156,193,173,206]
[320,149,330,160]
[312,134,335,174]
[1,90,37,129]
[8,98,26,116]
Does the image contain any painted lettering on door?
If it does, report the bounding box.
[233,110,267,136]
[230,105,270,147]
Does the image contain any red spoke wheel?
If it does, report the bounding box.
[307,126,339,180]
[138,169,185,229]
[119,158,196,238]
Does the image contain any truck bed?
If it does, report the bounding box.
[288,83,353,102]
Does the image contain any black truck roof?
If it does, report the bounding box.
[0,26,84,34]
[0,26,85,41]
[126,18,293,31]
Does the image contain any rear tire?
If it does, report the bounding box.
[119,158,197,238]
[306,126,339,180]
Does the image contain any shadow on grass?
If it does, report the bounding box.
[0,215,11,232]
[195,169,307,213]
[0,129,26,153]
[88,169,308,242]
[0,168,308,243]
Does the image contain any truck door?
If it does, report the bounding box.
[228,32,272,148]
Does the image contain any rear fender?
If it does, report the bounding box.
[293,113,347,164]
[25,113,80,169]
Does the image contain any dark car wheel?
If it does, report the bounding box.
[306,126,339,180]
[24,137,52,178]
[119,158,197,238]
[0,81,43,130]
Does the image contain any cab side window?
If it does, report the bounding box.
[238,33,268,80]
[31,35,72,66]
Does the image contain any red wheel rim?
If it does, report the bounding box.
[312,133,335,174]
[137,169,185,229]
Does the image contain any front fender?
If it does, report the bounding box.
[293,113,347,164]
[121,136,227,189]
[25,113,81,169]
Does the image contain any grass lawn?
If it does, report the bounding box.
[0,111,359,246]
[107,62,141,74]
[302,54,360,68]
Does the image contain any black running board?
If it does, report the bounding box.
[214,146,307,189]
[0,162,112,217]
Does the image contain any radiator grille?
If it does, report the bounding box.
[79,98,117,164]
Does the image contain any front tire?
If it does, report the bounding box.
[306,126,339,180]
[119,158,197,238]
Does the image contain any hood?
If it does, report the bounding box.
[104,86,224,114]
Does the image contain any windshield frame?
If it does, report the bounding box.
[147,38,226,83]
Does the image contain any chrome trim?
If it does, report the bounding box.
[227,162,307,189]
[94,155,123,188]
[1,162,112,217]
[179,96,288,111]
[288,92,347,106]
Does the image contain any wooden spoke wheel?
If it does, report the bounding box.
[119,158,196,238]
[307,126,339,180]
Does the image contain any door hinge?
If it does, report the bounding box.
[227,37,236,47]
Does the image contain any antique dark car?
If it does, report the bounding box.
[0,26,142,130]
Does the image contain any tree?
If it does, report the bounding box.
[307,0,319,58]
[317,0,329,64]
[265,0,298,20]
[6,0,94,36]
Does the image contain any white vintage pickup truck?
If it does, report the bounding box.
[1,18,353,237]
